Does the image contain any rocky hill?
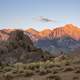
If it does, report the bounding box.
[0,30,51,65]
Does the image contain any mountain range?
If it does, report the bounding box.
[0,24,80,55]
[26,24,80,40]
[25,24,80,55]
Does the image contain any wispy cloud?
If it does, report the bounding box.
[34,16,56,23]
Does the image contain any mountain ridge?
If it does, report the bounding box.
[0,24,80,54]
[25,24,80,41]
[25,24,80,54]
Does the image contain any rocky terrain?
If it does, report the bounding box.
[0,54,80,80]
[0,24,80,80]
[1,24,80,55]
[25,24,80,55]
[0,29,51,65]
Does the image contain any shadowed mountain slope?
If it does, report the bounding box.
[0,30,51,65]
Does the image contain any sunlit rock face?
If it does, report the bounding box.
[25,24,80,54]
[25,28,41,42]
[25,24,80,42]
[63,24,80,40]
[47,24,80,40]
[39,29,51,38]
[0,24,80,62]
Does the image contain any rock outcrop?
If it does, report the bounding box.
[0,30,51,65]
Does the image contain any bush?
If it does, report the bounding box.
[44,61,55,69]
[14,63,25,72]
[3,66,13,72]
[26,62,40,70]
[38,68,48,75]
[53,70,58,74]
[73,76,79,80]
[52,67,61,74]
[24,70,34,77]
[4,72,14,80]
[62,66,74,72]
[46,74,61,80]
[74,69,80,73]
[46,68,52,73]
[11,69,18,74]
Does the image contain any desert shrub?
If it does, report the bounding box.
[73,76,79,80]
[52,68,61,74]
[46,68,52,73]
[72,58,80,65]
[11,69,18,74]
[18,69,25,74]
[46,74,61,80]
[33,60,55,69]
[35,67,51,74]
[26,62,40,70]
[62,59,72,66]
[44,60,55,69]
[74,69,80,73]
[54,55,72,66]
[53,70,58,74]
[0,66,3,72]
[62,66,74,72]
[24,70,34,77]
[3,66,13,72]
[34,68,40,73]
[38,68,48,75]
[14,63,25,72]
[26,60,58,71]
[4,72,14,80]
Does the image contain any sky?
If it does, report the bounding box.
[0,0,80,31]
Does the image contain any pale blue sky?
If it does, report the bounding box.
[0,0,80,30]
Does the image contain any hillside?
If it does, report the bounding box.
[0,30,51,65]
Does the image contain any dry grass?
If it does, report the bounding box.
[62,66,74,72]
[4,72,14,80]
[0,54,80,80]
[24,70,34,77]
[46,74,61,80]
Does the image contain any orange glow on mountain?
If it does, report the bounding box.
[39,29,51,37]
[25,24,80,41]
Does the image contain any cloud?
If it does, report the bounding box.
[35,16,56,23]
